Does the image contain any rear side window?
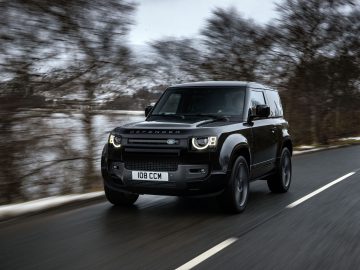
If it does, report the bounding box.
[266,90,283,117]
[250,90,266,109]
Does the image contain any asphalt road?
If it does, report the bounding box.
[1,145,359,270]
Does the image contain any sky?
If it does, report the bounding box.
[129,0,279,45]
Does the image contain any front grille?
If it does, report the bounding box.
[128,138,179,145]
[124,157,179,171]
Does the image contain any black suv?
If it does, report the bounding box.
[101,81,292,213]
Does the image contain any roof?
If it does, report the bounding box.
[171,81,248,88]
[170,81,273,90]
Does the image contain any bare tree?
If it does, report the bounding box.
[200,7,272,81]
[0,0,137,203]
[146,7,271,83]
[270,0,360,144]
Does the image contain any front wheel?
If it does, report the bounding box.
[267,148,292,193]
[104,185,139,206]
[218,156,250,213]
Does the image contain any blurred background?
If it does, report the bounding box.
[0,0,359,205]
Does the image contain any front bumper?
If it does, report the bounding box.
[103,162,227,196]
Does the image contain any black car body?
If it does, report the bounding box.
[101,81,293,212]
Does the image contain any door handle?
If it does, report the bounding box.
[270,127,277,133]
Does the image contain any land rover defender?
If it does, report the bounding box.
[101,81,292,213]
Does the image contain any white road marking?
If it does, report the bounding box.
[175,237,238,270]
[286,172,356,208]
[0,192,105,220]
[176,171,358,269]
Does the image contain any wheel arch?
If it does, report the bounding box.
[229,147,251,173]
[281,137,293,156]
[219,133,251,174]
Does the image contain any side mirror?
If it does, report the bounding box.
[255,105,270,118]
[145,105,153,117]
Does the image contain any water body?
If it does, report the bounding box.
[0,109,144,204]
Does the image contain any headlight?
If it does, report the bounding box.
[109,134,122,148]
[191,136,217,150]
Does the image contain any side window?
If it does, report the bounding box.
[250,90,266,109]
[266,90,283,117]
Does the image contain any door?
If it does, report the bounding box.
[250,89,277,178]
[265,89,285,158]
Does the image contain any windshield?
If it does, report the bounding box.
[151,86,246,118]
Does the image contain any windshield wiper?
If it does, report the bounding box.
[150,113,185,119]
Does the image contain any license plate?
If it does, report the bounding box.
[131,171,169,181]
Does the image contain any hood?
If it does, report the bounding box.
[122,119,232,129]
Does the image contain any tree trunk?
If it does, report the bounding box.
[310,104,319,145]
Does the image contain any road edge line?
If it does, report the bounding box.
[0,191,105,221]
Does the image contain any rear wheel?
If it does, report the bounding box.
[104,185,139,206]
[267,148,292,193]
[218,156,250,213]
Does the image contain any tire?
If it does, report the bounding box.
[267,148,292,193]
[104,185,139,206]
[218,156,250,213]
